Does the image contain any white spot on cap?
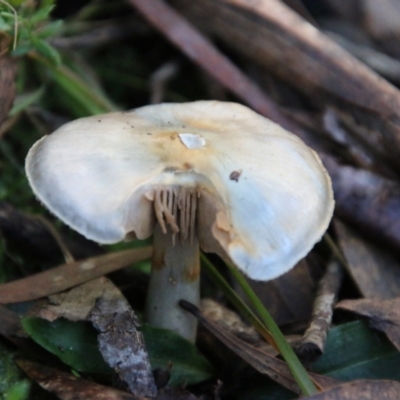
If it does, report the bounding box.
[178,133,206,149]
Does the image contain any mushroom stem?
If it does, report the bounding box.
[145,223,200,342]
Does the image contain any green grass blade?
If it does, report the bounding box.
[31,53,118,116]
[226,262,318,396]
[200,254,275,346]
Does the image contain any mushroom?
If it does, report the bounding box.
[25,101,334,343]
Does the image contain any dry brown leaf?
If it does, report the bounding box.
[39,277,157,397]
[181,301,338,395]
[17,358,199,399]
[335,220,400,299]
[305,379,400,400]
[0,247,151,303]
[200,298,302,356]
[16,359,144,400]
[201,299,260,343]
[336,298,400,351]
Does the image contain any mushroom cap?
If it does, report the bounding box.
[26,101,334,281]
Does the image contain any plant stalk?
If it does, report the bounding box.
[145,224,200,343]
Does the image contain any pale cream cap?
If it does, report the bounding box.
[26,101,334,280]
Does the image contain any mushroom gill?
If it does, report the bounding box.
[145,185,200,244]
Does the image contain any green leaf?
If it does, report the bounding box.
[21,317,112,375]
[142,325,214,386]
[41,0,56,7]
[5,380,30,400]
[30,5,54,24]
[0,12,16,20]
[21,316,213,387]
[11,45,33,57]
[37,20,63,39]
[312,321,400,381]
[32,54,118,116]
[31,36,61,66]
[7,0,26,6]
[9,87,45,116]
[0,15,11,30]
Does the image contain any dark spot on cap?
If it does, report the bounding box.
[230,170,242,182]
[147,132,152,135]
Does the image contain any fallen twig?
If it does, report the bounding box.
[0,247,152,303]
[297,259,344,362]
[173,0,400,174]
[127,0,293,129]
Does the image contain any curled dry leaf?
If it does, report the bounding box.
[305,379,400,400]
[334,220,400,299]
[0,247,152,304]
[336,297,400,352]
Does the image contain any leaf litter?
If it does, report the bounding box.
[337,298,400,352]
[32,277,157,397]
[3,0,400,398]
